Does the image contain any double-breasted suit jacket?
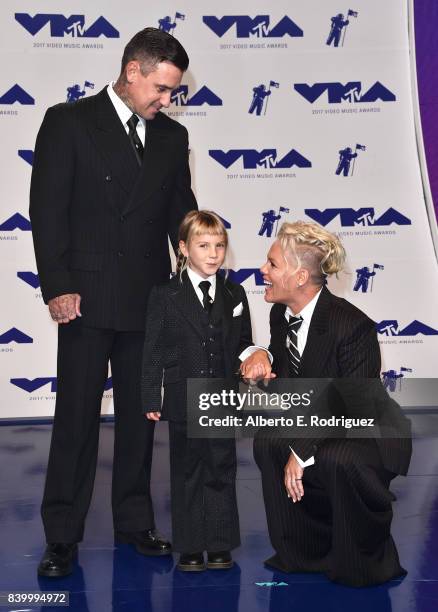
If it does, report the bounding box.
[30,87,197,330]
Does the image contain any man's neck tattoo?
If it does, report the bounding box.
[113,80,135,114]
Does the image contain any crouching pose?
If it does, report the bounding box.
[248,221,412,587]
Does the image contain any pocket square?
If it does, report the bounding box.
[233,303,243,317]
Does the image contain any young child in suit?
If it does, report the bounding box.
[141,210,255,571]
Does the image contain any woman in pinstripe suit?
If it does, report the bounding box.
[250,221,411,586]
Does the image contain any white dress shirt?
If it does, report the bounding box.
[186,267,271,362]
[107,82,146,146]
[285,288,322,469]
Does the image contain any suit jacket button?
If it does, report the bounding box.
[105,175,112,182]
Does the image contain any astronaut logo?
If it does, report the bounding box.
[258,207,289,237]
[336,144,365,177]
[249,81,279,116]
[66,80,94,103]
[158,12,185,34]
[381,367,412,392]
[353,263,384,293]
[326,9,358,47]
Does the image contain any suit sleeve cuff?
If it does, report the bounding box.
[238,345,273,363]
[289,446,315,468]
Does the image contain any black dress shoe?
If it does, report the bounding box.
[115,529,171,556]
[38,543,77,577]
[177,552,205,572]
[207,551,233,569]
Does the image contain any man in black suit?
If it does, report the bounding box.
[247,221,411,586]
[29,27,197,577]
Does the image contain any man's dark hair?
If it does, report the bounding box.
[121,27,189,74]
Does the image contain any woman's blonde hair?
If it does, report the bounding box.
[176,210,228,276]
[277,220,346,285]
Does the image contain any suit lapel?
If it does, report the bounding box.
[169,271,206,339]
[299,287,334,377]
[214,276,234,342]
[87,88,140,199]
[270,304,290,378]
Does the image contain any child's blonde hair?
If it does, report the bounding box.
[176,210,228,276]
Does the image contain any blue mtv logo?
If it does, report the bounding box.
[0,85,34,105]
[15,13,119,38]
[376,320,438,336]
[18,150,34,166]
[209,149,312,169]
[305,207,411,227]
[171,85,223,106]
[11,377,57,393]
[294,82,396,104]
[227,269,264,285]
[0,328,33,344]
[17,272,40,289]
[11,376,113,393]
[0,213,32,231]
[203,15,303,38]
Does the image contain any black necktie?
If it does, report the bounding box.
[127,114,144,165]
[286,315,303,376]
[199,281,213,313]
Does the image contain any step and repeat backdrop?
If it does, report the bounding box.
[1,0,437,418]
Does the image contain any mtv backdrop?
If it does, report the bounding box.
[0,0,437,418]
